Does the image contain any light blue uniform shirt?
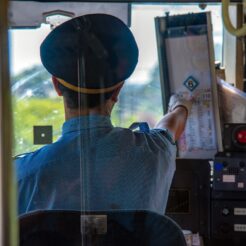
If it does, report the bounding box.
[16,115,176,215]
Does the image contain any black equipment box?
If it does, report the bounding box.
[211,151,246,246]
[166,159,210,239]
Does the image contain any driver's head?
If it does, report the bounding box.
[40,14,139,109]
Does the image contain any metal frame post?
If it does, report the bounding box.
[0,0,18,245]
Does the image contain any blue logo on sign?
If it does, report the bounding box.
[183,76,199,92]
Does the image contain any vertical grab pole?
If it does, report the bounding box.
[0,0,19,245]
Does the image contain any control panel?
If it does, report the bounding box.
[213,153,246,191]
[211,200,246,245]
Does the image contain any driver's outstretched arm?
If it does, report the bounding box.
[155,107,188,141]
[155,95,192,141]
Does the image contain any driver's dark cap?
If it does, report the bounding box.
[40,14,139,94]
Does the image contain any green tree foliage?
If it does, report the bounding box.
[13,97,64,156]
[12,65,63,156]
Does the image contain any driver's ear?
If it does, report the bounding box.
[111,82,124,102]
[52,76,62,96]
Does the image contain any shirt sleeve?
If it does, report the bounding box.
[151,128,176,145]
[144,128,177,162]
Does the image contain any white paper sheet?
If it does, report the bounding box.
[165,35,218,158]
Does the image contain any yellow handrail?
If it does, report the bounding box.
[222,0,246,37]
[0,0,19,245]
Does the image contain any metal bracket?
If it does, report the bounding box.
[81,214,107,235]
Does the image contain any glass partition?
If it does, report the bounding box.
[10,3,225,246]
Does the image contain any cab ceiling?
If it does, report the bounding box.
[9,1,130,27]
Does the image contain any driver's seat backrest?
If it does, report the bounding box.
[19,210,186,246]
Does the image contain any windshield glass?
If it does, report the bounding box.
[10,3,222,156]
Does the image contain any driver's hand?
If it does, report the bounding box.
[168,94,192,115]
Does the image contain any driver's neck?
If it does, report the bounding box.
[64,100,114,121]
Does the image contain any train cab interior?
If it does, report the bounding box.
[0,0,246,245]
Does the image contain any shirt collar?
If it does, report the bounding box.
[62,115,113,135]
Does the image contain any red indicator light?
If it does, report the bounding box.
[236,130,246,144]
